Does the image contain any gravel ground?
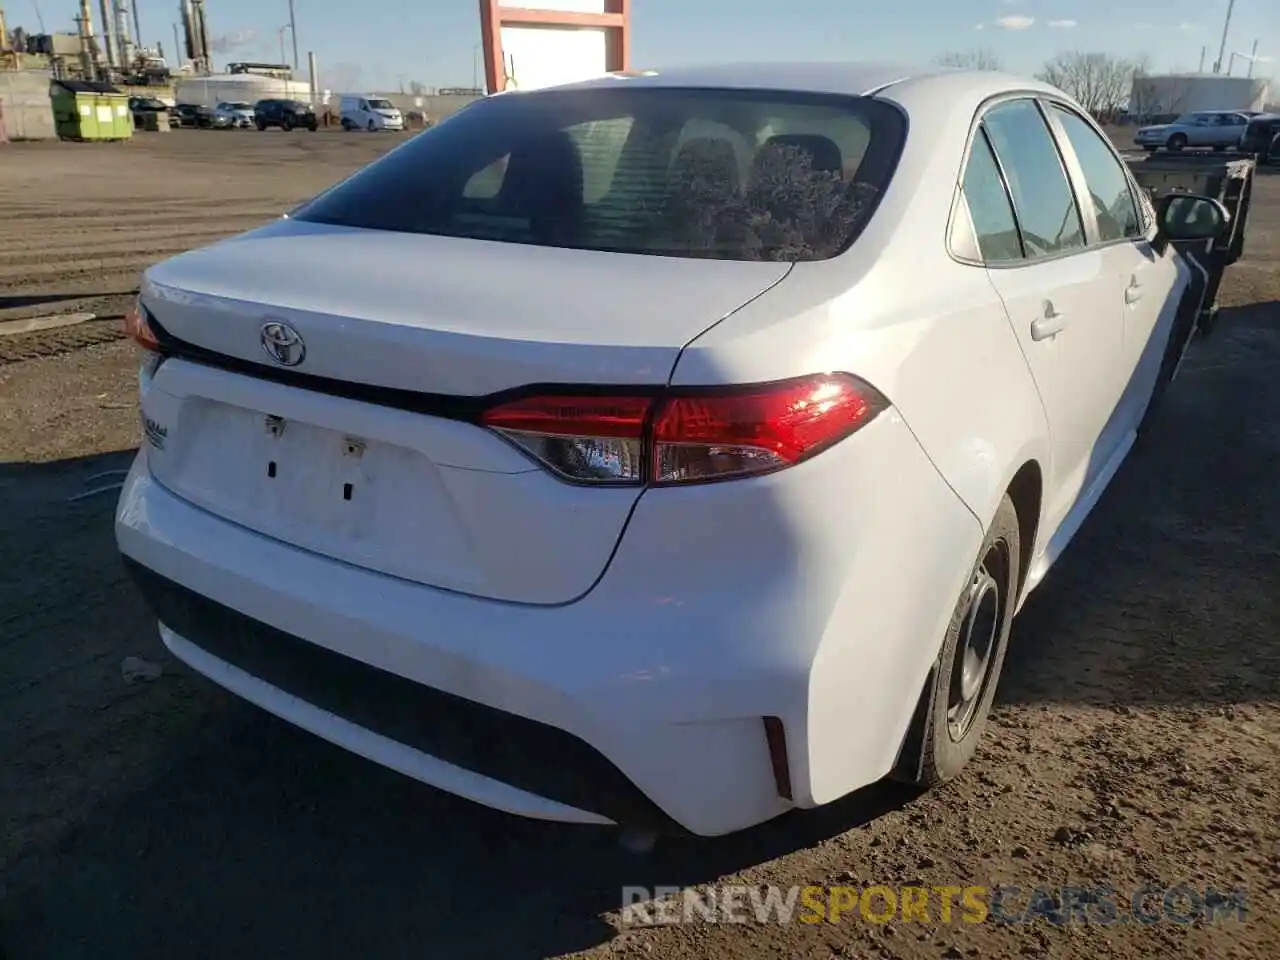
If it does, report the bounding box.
[1,131,1278,960]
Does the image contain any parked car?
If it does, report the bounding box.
[127,96,172,127]
[214,101,256,129]
[1240,113,1280,161]
[173,103,230,129]
[172,103,201,128]
[339,94,403,131]
[254,98,318,132]
[1133,111,1251,152]
[118,63,1232,839]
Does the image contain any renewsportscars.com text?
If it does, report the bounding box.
[621,884,1248,927]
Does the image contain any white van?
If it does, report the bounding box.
[339,95,404,132]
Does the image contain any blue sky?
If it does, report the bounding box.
[31,0,1279,93]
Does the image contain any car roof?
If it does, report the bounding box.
[543,61,1066,103]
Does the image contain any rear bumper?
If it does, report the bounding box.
[115,409,981,836]
[125,558,669,829]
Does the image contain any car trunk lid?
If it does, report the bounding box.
[139,219,790,604]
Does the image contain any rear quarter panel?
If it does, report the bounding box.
[674,75,1052,550]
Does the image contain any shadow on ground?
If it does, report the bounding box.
[0,291,136,313]
[1002,299,1280,710]
[2,301,1278,960]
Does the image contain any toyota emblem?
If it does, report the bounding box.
[260,320,306,367]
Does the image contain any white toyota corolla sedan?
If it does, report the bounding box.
[116,63,1227,837]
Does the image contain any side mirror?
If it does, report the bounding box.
[1154,193,1231,249]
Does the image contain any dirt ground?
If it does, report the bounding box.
[1,130,1278,960]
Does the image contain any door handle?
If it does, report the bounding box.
[1125,277,1144,304]
[1030,304,1068,341]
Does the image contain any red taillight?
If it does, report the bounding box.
[481,395,650,439]
[652,375,881,484]
[481,374,886,486]
[481,395,651,484]
[124,298,160,352]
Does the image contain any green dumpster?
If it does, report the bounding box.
[50,80,134,142]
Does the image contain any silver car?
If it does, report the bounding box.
[1134,111,1250,152]
[213,101,256,129]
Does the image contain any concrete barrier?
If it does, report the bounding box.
[0,70,57,141]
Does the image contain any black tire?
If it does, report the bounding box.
[1167,133,1188,152]
[282,116,294,131]
[256,119,267,131]
[368,119,377,132]
[307,121,317,132]
[341,118,354,131]
[906,495,1020,786]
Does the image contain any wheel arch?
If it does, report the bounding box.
[890,457,1043,782]
[1004,458,1044,598]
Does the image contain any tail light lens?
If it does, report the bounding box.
[481,395,650,484]
[124,298,160,352]
[481,373,886,486]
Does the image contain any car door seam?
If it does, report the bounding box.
[980,267,1056,447]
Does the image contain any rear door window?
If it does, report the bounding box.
[960,128,1023,263]
[294,87,907,262]
[981,99,1085,258]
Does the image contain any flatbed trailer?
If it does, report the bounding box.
[1125,152,1255,341]
[1121,151,1256,425]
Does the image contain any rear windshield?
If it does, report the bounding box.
[294,87,906,261]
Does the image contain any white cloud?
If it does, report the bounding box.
[975,23,986,31]
[1178,22,1198,31]
[210,29,257,54]
[1047,19,1078,28]
[994,15,1035,29]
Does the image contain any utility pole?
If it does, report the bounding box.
[1247,38,1259,78]
[288,0,299,72]
[1213,0,1235,73]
